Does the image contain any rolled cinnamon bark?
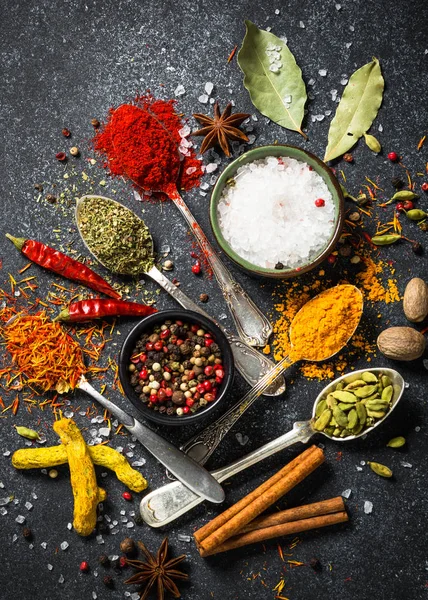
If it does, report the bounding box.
[238,496,346,534]
[198,511,349,557]
[194,445,324,556]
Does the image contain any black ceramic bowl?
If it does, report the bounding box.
[118,309,235,426]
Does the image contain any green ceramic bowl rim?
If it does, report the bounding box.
[209,144,345,277]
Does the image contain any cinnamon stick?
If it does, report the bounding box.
[198,511,349,557]
[238,496,346,534]
[194,445,324,556]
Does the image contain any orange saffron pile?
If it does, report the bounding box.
[3,312,86,393]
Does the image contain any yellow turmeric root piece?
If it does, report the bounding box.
[12,445,148,492]
[53,418,102,536]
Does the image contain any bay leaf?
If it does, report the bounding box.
[324,58,384,162]
[238,20,307,138]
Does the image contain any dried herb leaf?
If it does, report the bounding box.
[324,58,384,162]
[238,20,307,138]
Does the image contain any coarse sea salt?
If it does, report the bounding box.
[217,157,335,269]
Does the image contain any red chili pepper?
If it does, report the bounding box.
[54,299,157,322]
[6,234,121,299]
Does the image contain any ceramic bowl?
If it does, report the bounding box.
[118,309,234,426]
[210,144,344,279]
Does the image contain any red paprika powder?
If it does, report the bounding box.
[93,94,203,195]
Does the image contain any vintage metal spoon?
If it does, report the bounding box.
[140,367,405,527]
[75,195,284,396]
[173,285,363,466]
[109,105,272,347]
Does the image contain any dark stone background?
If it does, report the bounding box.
[1,1,427,599]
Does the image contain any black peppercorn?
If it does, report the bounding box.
[119,537,136,554]
[99,553,110,566]
[103,575,114,588]
[391,177,404,189]
[309,558,322,572]
[275,262,284,270]
[412,242,423,255]
[23,527,33,540]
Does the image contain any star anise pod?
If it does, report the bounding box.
[125,537,188,600]
[192,102,250,157]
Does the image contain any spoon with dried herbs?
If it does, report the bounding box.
[107,104,272,348]
[2,311,225,504]
[75,195,285,396]
[140,367,404,527]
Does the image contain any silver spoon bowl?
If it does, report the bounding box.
[139,367,405,527]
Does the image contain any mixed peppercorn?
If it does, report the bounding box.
[128,319,225,416]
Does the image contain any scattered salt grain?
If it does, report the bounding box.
[0,497,11,507]
[217,156,335,269]
[335,3,342,9]
[15,515,25,524]
[60,541,69,551]
[47,564,53,571]
[92,593,98,600]
[126,452,134,458]
[67,522,73,530]
[131,460,146,467]
[356,466,363,472]
[415,426,421,432]
[404,381,410,389]
[340,78,348,85]
[12,534,18,543]
[378,124,383,132]
[345,42,352,48]
[179,125,191,138]
[360,460,366,465]
[275,8,280,14]
[205,82,214,95]
[3,450,11,457]
[174,84,185,97]
[198,94,209,104]
[0,508,7,516]
[41,542,47,549]
[0,482,4,488]
[200,182,210,190]
[235,433,249,446]
[31,492,38,500]
[401,461,412,468]
[58,575,65,584]
[299,21,305,28]
[364,501,373,514]
[205,163,218,174]
[341,489,352,499]
[126,522,135,528]
[349,25,355,31]
[96,535,104,544]
[25,501,33,511]
[186,166,197,175]
[319,69,327,76]
[210,97,215,104]
[63,410,74,419]
[178,533,191,542]
[99,427,111,437]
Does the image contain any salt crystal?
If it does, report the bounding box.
[345,42,352,48]
[308,78,315,86]
[205,82,214,95]
[0,482,4,488]
[63,410,74,419]
[60,541,69,550]
[0,497,11,507]
[79,410,87,416]
[319,69,327,76]
[126,452,134,458]
[116,446,124,454]
[67,522,72,530]
[198,94,209,104]
[58,575,65,584]
[335,3,341,9]
[113,520,118,526]
[349,25,355,31]
[174,84,185,97]
[266,42,276,51]
[186,166,197,175]
[131,459,146,467]
[0,508,7,516]
[131,593,141,600]
[252,114,258,121]
[266,26,272,32]
[121,510,126,516]
[404,381,410,389]
[129,511,136,517]
[360,460,366,465]
[200,182,210,190]
[126,522,135,528]
[415,426,421,432]
[209,98,215,104]
[378,124,383,132]
[25,501,33,510]
[96,535,104,544]
[364,501,373,514]
[315,114,325,122]
[325,110,332,116]
[299,21,305,28]
[401,461,412,468]
[92,593,98,599]
[269,64,280,73]
[340,78,348,85]
[235,433,249,446]
[205,163,218,174]
[356,466,363,471]
[41,542,47,549]
[12,534,18,543]
[121,517,128,523]
[13,499,19,505]
[111,528,120,535]
[248,134,256,144]
[15,515,25,524]
[425,49,428,55]
[3,450,11,457]
[47,564,53,571]
[179,125,191,138]
[178,533,191,542]
[31,492,38,500]
[99,427,111,437]
[341,489,352,499]
[283,94,292,104]
[275,8,280,14]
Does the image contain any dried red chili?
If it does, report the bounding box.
[6,234,121,299]
[93,94,203,195]
[54,299,157,322]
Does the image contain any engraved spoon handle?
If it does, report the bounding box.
[164,185,272,347]
[140,420,314,527]
[179,354,295,465]
[147,265,285,396]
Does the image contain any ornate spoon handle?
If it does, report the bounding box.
[147,266,285,396]
[164,185,272,347]
[140,420,314,527]
[180,355,295,465]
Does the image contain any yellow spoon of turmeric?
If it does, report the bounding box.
[178,284,364,465]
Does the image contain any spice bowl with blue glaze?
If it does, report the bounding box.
[210,144,345,279]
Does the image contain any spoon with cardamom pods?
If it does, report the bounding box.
[75,195,285,396]
[140,367,404,527]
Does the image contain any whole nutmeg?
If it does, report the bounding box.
[119,537,136,554]
[377,326,426,361]
[403,278,428,323]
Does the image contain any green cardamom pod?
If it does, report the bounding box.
[354,384,379,398]
[352,423,364,436]
[331,390,357,403]
[387,436,406,448]
[406,209,427,221]
[333,406,349,428]
[381,385,393,403]
[381,375,392,388]
[315,399,327,417]
[347,408,359,429]
[356,402,367,425]
[390,190,419,202]
[338,402,354,412]
[344,379,367,390]
[371,234,401,246]
[314,409,332,431]
[366,409,386,419]
[335,382,345,390]
[363,132,382,153]
[15,426,40,440]
[361,372,378,383]
[368,461,393,478]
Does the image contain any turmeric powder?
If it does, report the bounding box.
[289,285,363,361]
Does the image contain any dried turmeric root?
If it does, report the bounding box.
[53,418,103,536]
[12,445,148,492]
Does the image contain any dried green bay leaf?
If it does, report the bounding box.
[238,20,307,138]
[324,58,384,162]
